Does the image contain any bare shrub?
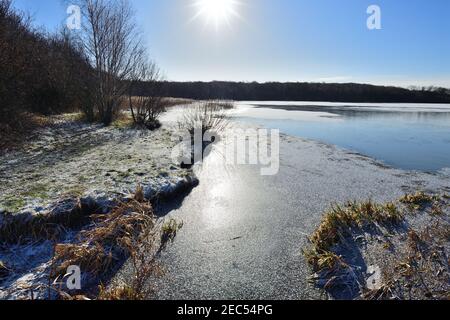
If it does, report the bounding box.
[178,100,233,136]
[128,60,165,130]
[175,100,233,168]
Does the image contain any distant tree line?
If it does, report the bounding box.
[134,81,450,104]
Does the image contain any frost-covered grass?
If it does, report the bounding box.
[50,191,156,299]
[0,111,199,299]
[0,116,192,216]
[307,200,404,255]
[304,192,450,300]
[399,191,440,210]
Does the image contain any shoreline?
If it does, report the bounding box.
[0,116,200,299]
[1,111,449,300]
[143,125,449,300]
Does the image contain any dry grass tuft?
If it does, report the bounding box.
[305,250,360,292]
[305,200,404,295]
[309,200,403,252]
[399,191,437,210]
[97,204,162,300]
[53,244,114,278]
[160,218,183,252]
[304,249,344,272]
[52,198,154,279]
[97,235,162,301]
[48,186,156,298]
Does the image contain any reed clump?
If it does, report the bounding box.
[309,200,403,253]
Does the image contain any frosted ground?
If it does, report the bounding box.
[0,115,194,216]
[0,112,197,299]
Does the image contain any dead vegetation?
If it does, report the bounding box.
[159,218,184,252]
[49,192,156,298]
[363,222,449,300]
[0,0,94,143]
[307,200,403,256]
[0,182,191,300]
[128,58,165,130]
[0,113,52,153]
[304,192,450,300]
[0,198,99,244]
[176,100,233,168]
[178,100,233,136]
[399,191,439,210]
[97,222,162,300]
[48,184,193,300]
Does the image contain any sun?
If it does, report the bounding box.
[191,0,241,28]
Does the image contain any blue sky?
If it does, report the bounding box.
[12,0,450,87]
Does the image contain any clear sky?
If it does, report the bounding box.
[12,0,450,87]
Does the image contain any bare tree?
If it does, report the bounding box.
[76,0,143,125]
[128,55,165,130]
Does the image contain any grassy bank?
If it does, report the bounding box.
[0,178,197,300]
[305,192,450,300]
[0,106,201,299]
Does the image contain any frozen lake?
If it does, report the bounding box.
[233,101,450,172]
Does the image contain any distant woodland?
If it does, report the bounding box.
[136,81,450,104]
